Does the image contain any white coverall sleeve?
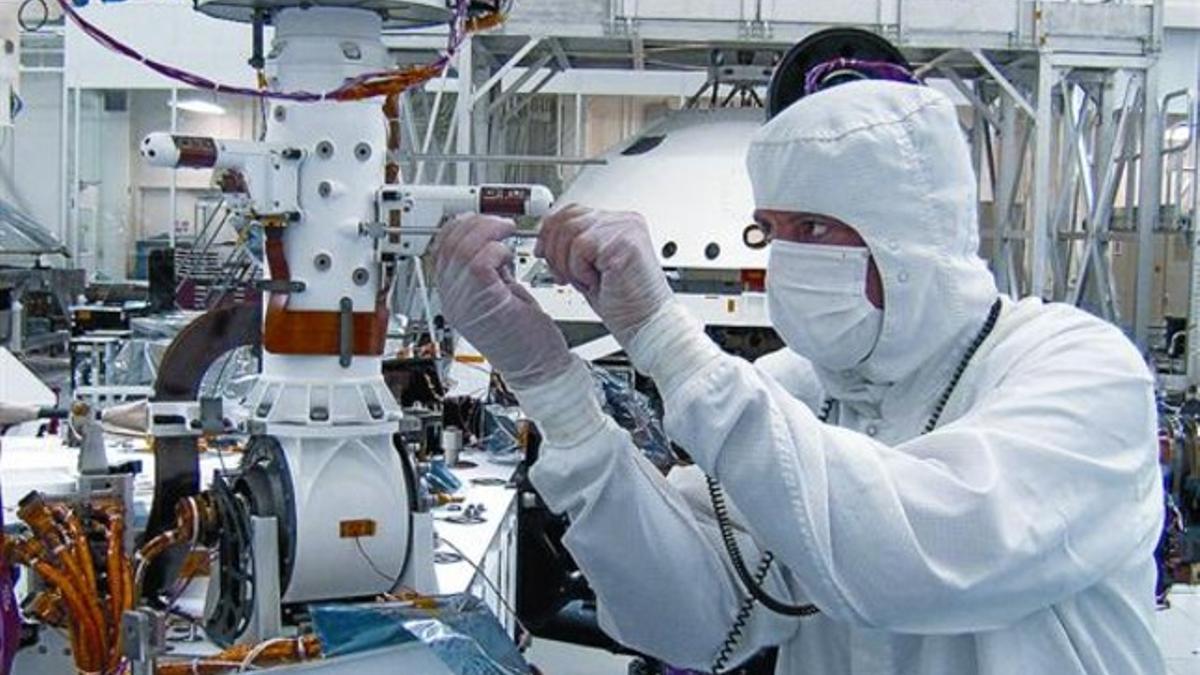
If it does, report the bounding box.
[518,358,802,669]
[628,302,1162,634]
[752,348,825,411]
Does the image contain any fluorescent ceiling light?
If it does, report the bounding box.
[171,98,226,116]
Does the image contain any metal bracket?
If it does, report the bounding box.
[247,515,283,642]
[199,397,225,435]
[338,297,353,368]
[122,609,166,675]
[148,401,203,438]
[739,20,771,40]
[359,221,400,240]
[253,279,306,294]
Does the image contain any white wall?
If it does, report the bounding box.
[78,90,132,279]
[1163,28,1200,95]
[65,0,259,90]
[0,71,63,242]
[130,90,255,248]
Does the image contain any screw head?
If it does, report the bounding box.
[352,267,370,286]
[315,140,334,159]
[317,181,333,198]
[314,253,332,271]
[354,143,372,161]
[273,106,286,122]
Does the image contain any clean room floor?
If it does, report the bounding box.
[1160,584,1200,675]
[526,585,1200,674]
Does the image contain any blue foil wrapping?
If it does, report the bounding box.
[310,594,529,675]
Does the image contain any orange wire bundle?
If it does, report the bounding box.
[155,634,322,675]
[2,492,136,674]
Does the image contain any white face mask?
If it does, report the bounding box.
[767,241,883,370]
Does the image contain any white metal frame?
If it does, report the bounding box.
[396,0,1171,346]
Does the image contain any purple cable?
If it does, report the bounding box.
[0,484,17,675]
[56,0,474,102]
[803,57,919,96]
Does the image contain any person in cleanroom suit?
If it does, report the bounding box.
[433,80,1165,674]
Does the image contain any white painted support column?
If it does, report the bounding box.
[415,65,450,183]
[455,35,473,185]
[1031,55,1056,299]
[59,57,70,246]
[573,92,583,158]
[399,90,420,182]
[1136,62,1164,347]
[994,93,1019,296]
[70,86,80,264]
[471,37,540,107]
[168,87,178,248]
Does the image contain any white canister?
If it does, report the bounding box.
[441,425,464,465]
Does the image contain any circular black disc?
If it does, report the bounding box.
[767,27,911,119]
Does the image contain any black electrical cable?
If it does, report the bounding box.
[708,298,1003,673]
[707,399,832,620]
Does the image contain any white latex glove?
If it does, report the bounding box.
[433,214,574,391]
[535,205,675,345]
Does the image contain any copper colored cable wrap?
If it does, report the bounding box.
[28,589,66,626]
[261,228,389,357]
[52,504,98,610]
[104,508,132,671]
[134,497,198,596]
[5,494,146,673]
[155,635,322,675]
[19,496,111,669]
[5,537,104,673]
[383,93,401,187]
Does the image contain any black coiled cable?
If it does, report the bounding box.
[708,400,832,674]
[711,549,776,673]
[708,298,1003,673]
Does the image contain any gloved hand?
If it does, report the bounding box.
[535,205,675,345]
[433,214,575,391]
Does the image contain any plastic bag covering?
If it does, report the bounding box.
[101,313,197,387]
[310,594,530,675]
[130,313,200,340]
[589,366,677,471]
[84,312,259,411]
[109,338,168,386]
[0,198,67,256]
[481,404,522,460]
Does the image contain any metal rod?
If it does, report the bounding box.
[399,90,421,182]
[486,52,556,117]
[415,64,450,183]
[58,54,69,245]
[1136,64,1165,347]
[455,36,473,185]
[575,92,584,158]
[1030,56,1057,298]
[399,152,604,165]
[501,68,561,123]
[471,37,542,107]
[1073,82,1137,314]
[412,259,441,358]
[386,226,541,238]
[937,65,1001,129]
[972,49,1036,119]
[914,49,965,79]
[71,86,81,265]
[169,87,178,249]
